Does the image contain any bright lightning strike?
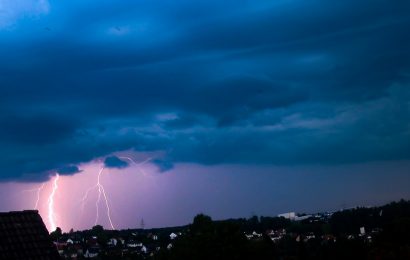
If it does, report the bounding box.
[99,174,115,230]
[80,157,150,230]
[94,168,103,226]
[48,174,60,232]
[81,167,116,230]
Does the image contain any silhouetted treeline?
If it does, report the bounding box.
[154,214,276,260]
[155,200,410,260]
[55,200,410,259]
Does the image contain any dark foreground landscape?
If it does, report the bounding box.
[50,200,410,259]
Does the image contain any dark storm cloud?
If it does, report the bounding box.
[0,114,78,145]
[0,0,409,181]
[104,156,129,169]
[57,165,81,175]
[152,159,174,173]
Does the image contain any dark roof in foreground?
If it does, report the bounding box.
[0,210,60,260]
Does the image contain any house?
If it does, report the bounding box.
[147,232,159,240]
[126,241,143,248]
[305,232,315,240]
[270,236,282,242]
[169,232,178,240]
[245,231,263,240]
[0,210,60,259]
[54,241,67,255]
[84,247,100,258]
[107,238,118,247]
[360,226,366,235]
[267,228,286,236]
[267,229,285,242]
[252,231,262,238]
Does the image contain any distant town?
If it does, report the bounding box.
[47,199,410,259]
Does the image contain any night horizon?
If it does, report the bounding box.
[0,0,410,234]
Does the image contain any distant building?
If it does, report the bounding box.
[107,238,118,247]
[126,241,142,248]
[245,231,263,240]
[278,212,296,220]
[0,210,60,259]
[294,215,312,221]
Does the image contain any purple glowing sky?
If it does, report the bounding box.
[1,156,409,232]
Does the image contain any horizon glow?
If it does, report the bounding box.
[0,160,409,232]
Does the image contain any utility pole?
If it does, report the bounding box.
[140,218,145,229]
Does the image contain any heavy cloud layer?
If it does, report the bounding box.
[0,0,409,181]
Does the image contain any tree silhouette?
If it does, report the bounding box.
[50,227,62,241]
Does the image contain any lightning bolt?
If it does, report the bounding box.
[21,183,46,209]
[119,156,151,176]
[80,166,115,230]
[80,157,150,230]
[80,185,97,213]
[34,183,45,209]
[98,170,115,230]
[77,181,98,229]
[94,168,103,226]
[48,174,60,232]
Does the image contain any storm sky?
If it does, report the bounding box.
[0,0,409,231]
